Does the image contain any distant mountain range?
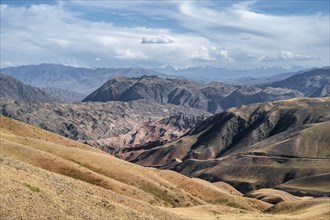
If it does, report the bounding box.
[264,67,330,97]
[0,64,316,96]
[1,64,169,95]
[1,65,328,109]
[226,67,321,85]
[42,87,86,102]
[82,67,329,113]
[0,73,56,102]
[154,65,307,82]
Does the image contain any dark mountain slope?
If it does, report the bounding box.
[266,67,330,97]
[0,73,56,102]
[128,97,330,195]
[83,75,301,113]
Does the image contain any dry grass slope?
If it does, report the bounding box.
[1,116,329,219]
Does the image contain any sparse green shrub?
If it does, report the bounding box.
[23,183,41,192]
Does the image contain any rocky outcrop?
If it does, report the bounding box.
[90,114,205,158]
[0,98,209,153]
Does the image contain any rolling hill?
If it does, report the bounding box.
[1,116,329,219]
[128,97,330,196]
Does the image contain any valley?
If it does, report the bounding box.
[1,66,329,219]
[1,116,329,219]
[1,1,329,219]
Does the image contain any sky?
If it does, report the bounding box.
[0,0,329,69]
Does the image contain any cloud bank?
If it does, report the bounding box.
[0,1,329,69]
[260,51,317,62]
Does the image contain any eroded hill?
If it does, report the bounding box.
[82,75,302,113]
[129,97,330,196]
[0,98,210,154]
[1,116,329,219]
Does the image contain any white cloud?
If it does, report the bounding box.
[0,1,329,69]
[190,46,234,62]
[141,36,174,44]
[176,1,329,67]
[260,51,317,62]
[115,49,148,60]
[3,61,14,67]
[0,3,219,68]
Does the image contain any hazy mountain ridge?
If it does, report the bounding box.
[154,65,306,82]
[226,67,321,85]
[264,67,330,97]
[0,73,57,102]
[42,87,86,102]
[1,64,170,95]
[2,64,327,108]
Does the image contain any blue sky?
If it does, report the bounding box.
[1,0,329,69]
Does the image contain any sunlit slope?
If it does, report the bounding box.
[131,97,330,196]
[0,116,272,218]
[1,116,329,219]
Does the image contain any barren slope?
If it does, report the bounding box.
[0,116,269,218]
[130,97,330,195]
[82,75,302,113]
[0,73,56,102]
[1,116,329,219]
[267,67,330,97]
[0,98,209,155]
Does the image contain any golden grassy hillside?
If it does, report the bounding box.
[1,116,329,219]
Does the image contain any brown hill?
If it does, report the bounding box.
[1,116,329,219]
[245,188,303,204]
[0,98,209,155]
[265,198,330,220]
[129,97,330,196]
[0,116,270,219]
